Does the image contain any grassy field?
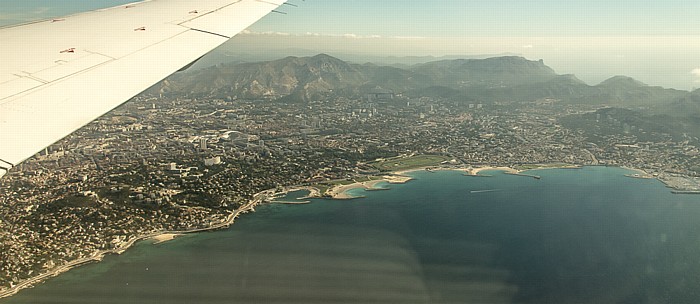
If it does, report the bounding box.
[314,185,331,196]
[370,155,450,172]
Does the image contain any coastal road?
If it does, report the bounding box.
[0,190,270,299]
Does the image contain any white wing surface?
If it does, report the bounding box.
[0,0,288,178]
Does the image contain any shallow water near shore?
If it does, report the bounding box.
[4,166,700,303]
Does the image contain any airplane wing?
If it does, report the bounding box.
[0,0,288,178]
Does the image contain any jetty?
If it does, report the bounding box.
[463,173,492,177]
[470,189,500,194]
[505,172,541,179]
[274,200,312,204]
[671,190,700,195]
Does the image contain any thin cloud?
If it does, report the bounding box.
[692,68,700,82]
[240,29,290,36]
[242,30,383,39]
[257,31,291,36]
[393,36,428,40]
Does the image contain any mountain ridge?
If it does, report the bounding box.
[154,54,690,109]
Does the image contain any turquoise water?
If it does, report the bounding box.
[4,167,700,303]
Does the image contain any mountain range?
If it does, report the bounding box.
[154,54,698,116]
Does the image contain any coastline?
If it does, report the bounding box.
[0,188,270,300]
[322,164,544,200]
[325,163,687,200]
[282,186,321,199]
[3,163,697,299]
[151,233,183,244]
[470,166,519,175]
[620,166,655,179]
[325,175,414,199]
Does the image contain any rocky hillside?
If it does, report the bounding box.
[153,54,690,107]
[410,56,557,88]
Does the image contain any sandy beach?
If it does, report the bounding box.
[326,175,414,199]
[393,165,522,177]
[470,166,519,175]
[325,183,365,199]
[151,233,182,244]
[620,166,655,179]
[468,164,584,176]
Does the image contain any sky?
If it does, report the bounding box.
[2,0,700,90]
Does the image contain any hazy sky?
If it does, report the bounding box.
[2,0,700,90]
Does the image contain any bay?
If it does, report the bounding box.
[3,166,700,303]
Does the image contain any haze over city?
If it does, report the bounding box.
[2,0,700,90]
[5,1,700,302]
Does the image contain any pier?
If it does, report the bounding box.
[671,190,700,195]
[274,200,312,204]
[505,172,541,179]
[470,189,500,193]
[463,173,493,177]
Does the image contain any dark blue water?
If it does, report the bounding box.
[4,167,700,303]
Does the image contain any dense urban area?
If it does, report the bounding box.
[2,80,700,295]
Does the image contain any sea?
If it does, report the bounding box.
[3,166,700,303]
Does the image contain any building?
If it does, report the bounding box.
[204,156,222,166]
[366,88,394,102]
